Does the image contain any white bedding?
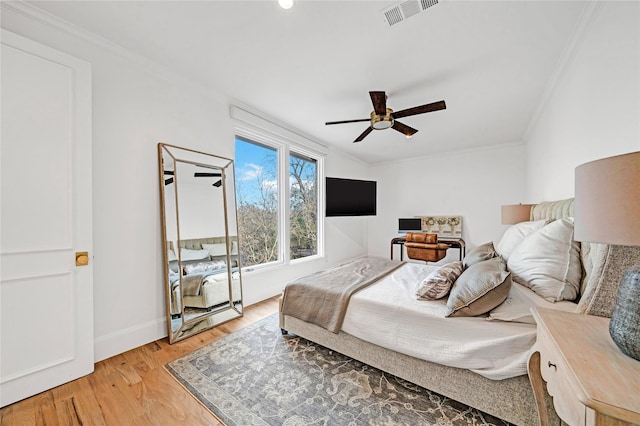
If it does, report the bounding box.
[341,262,577,380]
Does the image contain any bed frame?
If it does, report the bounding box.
[279,199,640,425]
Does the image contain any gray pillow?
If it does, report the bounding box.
[416,261,464,300]
[446,257,512,317]
[463,242,497,268]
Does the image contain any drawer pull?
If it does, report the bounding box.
[548,361,557,370]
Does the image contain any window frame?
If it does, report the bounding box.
[233,112,325,272]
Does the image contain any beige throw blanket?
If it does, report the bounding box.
[281,257,405,333]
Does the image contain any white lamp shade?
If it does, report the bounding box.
[574,151,640,246]
[501,204,535,225]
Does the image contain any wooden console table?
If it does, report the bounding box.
[390,236,466,261]
[528,308,640,426]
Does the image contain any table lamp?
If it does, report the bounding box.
[501,204,535,225]
[574,151,640,361]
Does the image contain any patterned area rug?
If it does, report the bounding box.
[166,314,511,426]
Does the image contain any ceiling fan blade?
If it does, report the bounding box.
[354,126,373,143]
[325,118,370,125]
[163,170,174,176]
[369,91,387,116]
[391,121,419,137]
[164,177,174,185]
[194,172,222,177]
[393,100,446,119]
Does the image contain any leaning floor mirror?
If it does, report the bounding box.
[158,143,243,343]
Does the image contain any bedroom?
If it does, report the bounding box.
[1,0,638,423]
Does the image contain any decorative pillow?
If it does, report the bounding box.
[180,248,210,261]
[202,243,227,257]
[495,219,548,261]
[445,257,512,317]
[463,242,497,268]
[168,260,180,273]
[507,218,581,302]
[416,261,464,300]
[183,260,226,275]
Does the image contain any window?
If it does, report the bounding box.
[235,133,322,269]
[234,137,279,267]
[289,153,317,259]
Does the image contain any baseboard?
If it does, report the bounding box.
[94,317,167,362]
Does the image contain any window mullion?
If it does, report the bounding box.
[281,145,291,263]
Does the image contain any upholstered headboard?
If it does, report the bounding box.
[179,236,233,250]
[530,198,640,318]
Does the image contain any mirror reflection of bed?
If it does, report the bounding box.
[159,143,243,343]
[167,237,241,333]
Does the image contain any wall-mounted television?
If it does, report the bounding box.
[325,177,377,217]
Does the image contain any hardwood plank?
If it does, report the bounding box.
[34,392,58,426]
[0,398,35,426]
[0,296,279,425]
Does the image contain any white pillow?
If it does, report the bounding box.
[180,248,210,261]
[167,248,178,261]
[495,219,548,261]
[202,243,227,257]
[507,218,581,302]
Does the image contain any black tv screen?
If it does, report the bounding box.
[325,177,377,217]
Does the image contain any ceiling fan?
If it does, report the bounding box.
[325,91,446,143]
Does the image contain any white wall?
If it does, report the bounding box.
[1,8,369,361]
[368,143,527,260]
[525,1,640,201]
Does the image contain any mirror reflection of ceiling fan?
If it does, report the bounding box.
[163,170,174,186]
[194,172,222,187]
[163,169,222,187]
[325,91,446,143]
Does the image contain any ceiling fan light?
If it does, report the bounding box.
[372,119,393,130]
[405,134,413,139]
[278,0,293,9]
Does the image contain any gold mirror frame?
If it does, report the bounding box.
[158,143,243,343]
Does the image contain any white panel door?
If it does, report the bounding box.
[0,29,93,407]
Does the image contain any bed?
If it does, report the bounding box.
[167,236,240,317]
[279,199,640,425]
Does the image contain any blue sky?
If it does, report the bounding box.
[235,136,318,206]
[235,137,277,205]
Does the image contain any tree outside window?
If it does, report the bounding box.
[289,153,317,259]
[235,136,319,268]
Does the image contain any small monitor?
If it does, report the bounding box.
[398,218,422,233]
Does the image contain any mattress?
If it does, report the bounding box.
[341,262,577,380]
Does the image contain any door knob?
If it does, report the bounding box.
[76,252,89,266]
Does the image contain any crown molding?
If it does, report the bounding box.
[521,0,602,142]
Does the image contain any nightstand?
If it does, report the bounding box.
[528,308,640,426]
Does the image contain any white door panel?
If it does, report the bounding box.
[0,29,93,407]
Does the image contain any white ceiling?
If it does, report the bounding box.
[28,0,587,164]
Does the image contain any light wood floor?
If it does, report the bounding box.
[0,296,279,426]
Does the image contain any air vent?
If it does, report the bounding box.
[382,0,439,27]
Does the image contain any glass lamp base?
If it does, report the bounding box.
[609,262,640,361]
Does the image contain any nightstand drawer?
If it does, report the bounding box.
[536,331,586,426]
